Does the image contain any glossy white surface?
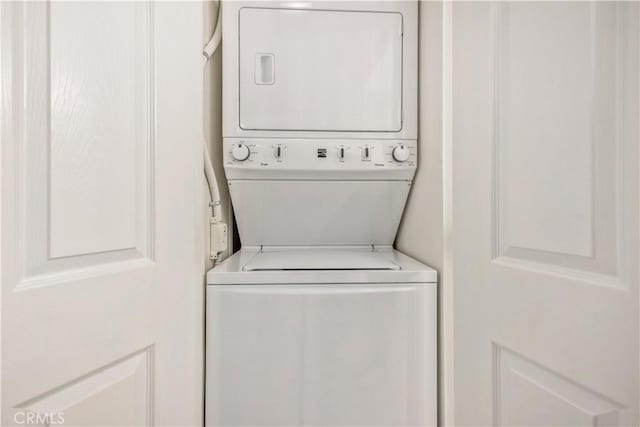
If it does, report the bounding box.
[228,180,412,247]
[207,248,437,284]
[211,2,434,425]
[239,7,402,132]
[222,1,419,249]
[222,0,417,140]
[206,278,437,426]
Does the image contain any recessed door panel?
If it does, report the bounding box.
[447,2,639,425]
[239,7,403,132]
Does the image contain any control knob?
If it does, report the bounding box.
[231,143,251,161]
[392,144,410,162]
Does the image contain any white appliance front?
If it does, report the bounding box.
[208,2,434,426]
[228,180,411,247]
[223,1,417,140]
[222,138,417,247]
[239,7,403,132]
[206,281,437,426]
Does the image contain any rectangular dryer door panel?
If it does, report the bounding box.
[239,7,403,132]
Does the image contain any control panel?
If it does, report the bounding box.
[225,139,416,167]
[223,139,417,180]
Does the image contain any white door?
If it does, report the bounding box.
[1,2,204,426]
[452,2,639,425]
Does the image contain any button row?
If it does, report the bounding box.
[231,143,410,163]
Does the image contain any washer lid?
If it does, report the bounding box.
[242,249,400,271]
[207,248,438,285]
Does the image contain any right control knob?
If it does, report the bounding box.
[392,144,410,162]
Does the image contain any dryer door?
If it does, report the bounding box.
[238,7,403,132]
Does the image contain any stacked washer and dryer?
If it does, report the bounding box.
[206,2,436,425]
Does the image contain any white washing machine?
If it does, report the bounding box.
[207,1,436,425]
[206,248,436,426]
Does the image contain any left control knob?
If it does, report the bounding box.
[231,144,251,161]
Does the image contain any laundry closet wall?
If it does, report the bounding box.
[395,2,452,425]
[204,1,234,269]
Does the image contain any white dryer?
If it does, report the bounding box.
[207,1,436,425]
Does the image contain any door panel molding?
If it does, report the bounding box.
[452,1,639,424]
[490,2,634,289]
[2,1,204,424]
[493,344,626,426]
[7,2,156,291]
[14,348,154,426]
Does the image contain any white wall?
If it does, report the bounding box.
[395,2,453,425]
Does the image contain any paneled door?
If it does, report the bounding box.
[1,2,204,425]
[452,2,639,426]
